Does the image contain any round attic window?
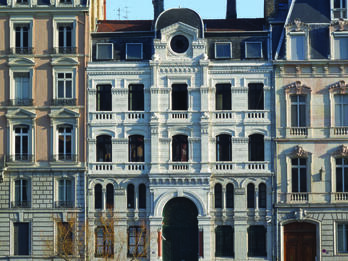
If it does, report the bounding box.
[170,35,189,53]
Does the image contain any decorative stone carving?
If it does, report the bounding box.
[334,145,348,157]
[329,80,348,94]
[290,145,308,158]
[293,208,307,220]
[284,81,311,94]
[331,18,348,32]
[288,18,307,32]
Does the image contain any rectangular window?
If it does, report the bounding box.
[248,83,264,110]
[57,222,73,255]
[128,226,146,257]
[14,72,30,105]
[290,34,305,60]
[336,158,348,192]
[58,179,72,208]
[96,43,113,60]
[291,158,307,192]
[338,223,348,253]
[215,42,232,59]
[215,226,234,257]
[57,73,73,99]
[14,126,29,160]
[128,84,144,111]
[126,43,143,60]
[335,94,348,126]
[245,42,262,58]
[332,0,347,18]
[334,36,348,59]
[248,226,267,257]
[14,179,29,207]
[15,25,29,53]
[215,84,231,110]
[58,24,73,53]
[291,95,306,127]
[172,84,188,110]
[14,222,29,255]
[96,85,112,111]
[58,126,72,160]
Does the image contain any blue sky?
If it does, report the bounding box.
[106,0,264,20]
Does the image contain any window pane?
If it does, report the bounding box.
[300,167,307,192]
[215,184,222,208]
[172,84,188,110]
[66,81,72,98]
[14,223,29,255]
[291,35,305,60]
[66,135,72,154]
[247,184,255,208]
[292,168,299,192]
[66,180,72,201]
[246,42,262,58]
[126,44,142,60]
[58,81,64,98]
[59,180,65,201]
[216,84,231,110]
[216,43,231,58]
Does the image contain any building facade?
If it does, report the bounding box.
[0,0,103,258]
[87,1,275,260]
[273,0,348,260]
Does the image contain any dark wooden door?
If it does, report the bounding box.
[163,197,198,261]
[284,222,316,261]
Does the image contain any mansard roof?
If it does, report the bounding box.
[96,18,266,33]
[288,0,330,24]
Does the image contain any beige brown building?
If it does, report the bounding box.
[0,0,103,258]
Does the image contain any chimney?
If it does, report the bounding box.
[226,0,237,19]
[153,0,164,21]
[264,0,279,19]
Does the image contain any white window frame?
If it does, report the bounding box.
[126,43,143,60]
[290,94,307,127]
[334,94,348,126]
[337,223,348,254]
[56,177,75,208]
[245,41,263,59]
[11,221,32,256]
[9,17,33,51]
[215,42,232,59]
[291,158,307,192]
[96,43,114,60]
[331,32,348,60]
[53,68,76,101]
[14,125,29,159]
[14,178,30,206]
[9,68,33,103]
[57,125,73,160]
[11,176,31,208]
[331,0,348,19]
[52,17,76,51]
[287,32,307,60]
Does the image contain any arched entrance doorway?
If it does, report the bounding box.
[162,197,198,261]
[284,222,317,261]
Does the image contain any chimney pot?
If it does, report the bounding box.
[226,0,237,19]
[153,0,164,21]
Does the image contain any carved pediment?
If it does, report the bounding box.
[8,57,35,67]
[285,81,311,94]
[161,22,199,42]
[51,57,79,66]
[6,108,36,119]
[329,80,348,94]
[287,18,307,32]
[290,145,308,158]
[334,145,348,157]
[49,108,79,119]
[330,18,348,32]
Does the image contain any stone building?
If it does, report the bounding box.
[87,0,275,260]
[273,0,348,260]
[0,0,103,259]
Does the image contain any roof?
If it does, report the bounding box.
[96,18,266,33]
[288,0,330,24]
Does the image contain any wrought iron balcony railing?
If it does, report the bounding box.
[6,154,34,162]
[51,154,77,162]
[7,99,33,106]
[11,200,30,208]
[53,47,77,54]
[55,200,74,208]
[51,98,77,106]
[10,47,33,55]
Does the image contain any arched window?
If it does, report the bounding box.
[226,183,234,208]
[172,135,188,162]
[247,183,255,209]
[127,184,135,209]
[248,83,264,110]
[96,85,112,111]
[216,134,232,161]
[96,135,112,162]
[138,183,146,209]
[259,183,266,208]
[248,134,264,161]
[129,135,144,162]
[106,183,114,209]
[95,184,102,210]
[214,183,223,209]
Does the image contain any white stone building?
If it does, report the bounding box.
[87,3,275,260]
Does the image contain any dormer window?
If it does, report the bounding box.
[332,0,347,19]
[333,33,348,59]
[289,33,306,60]
[245,42,262,59]
[215,42,232,59]
[96,43,113,60]
[126,43,142,60]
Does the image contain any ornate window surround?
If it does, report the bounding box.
[331,145,348,193]
[329,80,348,128]
[285,19,309,60]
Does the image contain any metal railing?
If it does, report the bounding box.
[6,154,34,162]
[7,99,33,106]
[10,47,33,54]
[51,154,77,162]
[11,200,30,208]
[53,47,77,54]
[55,201,74,208]
[51,98,76,106]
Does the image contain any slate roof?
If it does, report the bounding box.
[96,18,266,33]
[288,0,330,23]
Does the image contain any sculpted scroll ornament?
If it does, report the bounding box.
[334,145,348,157]
[285,81,311,95]
[329,81,348,94]
[290,145,309,158]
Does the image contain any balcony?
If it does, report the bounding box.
[11,200,30,208]
[288,127,308,136]
[55,200,74,208]
[51,98,77,106]
[126,111,145,120]
[89,162,148,174]
[6,154,34,162]
[6,99,33,106]
[332,192,348,202]
[277,193,348,204]
[214,161,270,173]
[170,162,190,171]
[331,127,348,136]
[10,47,33,55]
[212,110,269,123]
[53,47,77,55]
[51,154,77,162]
